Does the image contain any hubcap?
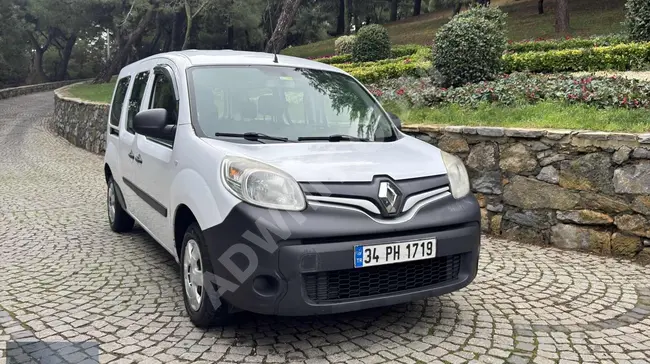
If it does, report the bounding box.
[183,239,204,311]
[107,182,116,224]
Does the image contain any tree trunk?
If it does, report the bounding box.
[344,0,351,35]
[227,25,234,49]
[336,0,345,35]
[56,33,77,81]
[26,48,48,84]
[538,0,544,14]
[171,9,185,51]
[264,0,301,54]
[93,1,158,84]
[413,0,422,16]
[182,0,193,50]
[453,1,462,16]
[555,0,569,33]
[26,32,52,84]
[390,0,398,21]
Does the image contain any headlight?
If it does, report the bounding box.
[221,156,306,211]
[441,151,470,199]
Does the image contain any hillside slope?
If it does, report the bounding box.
[282,0,626,58]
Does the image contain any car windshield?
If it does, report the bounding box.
[187,65,397,142]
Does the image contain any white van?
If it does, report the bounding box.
[103,50,480,327]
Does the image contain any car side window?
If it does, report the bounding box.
[149,69,179,127]
[126,71,150,134]
[110,76,131,127]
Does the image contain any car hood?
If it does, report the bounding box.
[201,135,447,182]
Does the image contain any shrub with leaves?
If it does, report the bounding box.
[626,0,650,42]
[335,35,356,55]
[432,6,507,87]
[367,72,650,110]
[352,24,392,62]
[503,43,650,73]
[506,34,630,53]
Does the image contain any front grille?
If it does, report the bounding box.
[303,254,462,302]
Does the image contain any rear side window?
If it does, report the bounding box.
[109,77,130,127]
[127,71,150,133]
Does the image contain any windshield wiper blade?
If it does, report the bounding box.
[297,134,370,142]
[215,132,290,142]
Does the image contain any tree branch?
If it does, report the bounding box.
[192,0,210,19]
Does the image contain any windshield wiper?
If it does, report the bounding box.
[297,134,370,142]
[215,132,290,142]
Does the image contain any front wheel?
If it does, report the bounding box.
[107,176,134,233]
[181,222,231,328]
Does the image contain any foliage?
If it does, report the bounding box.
[368,72,650,110]
[384,101,650,133]
[283,0,628,59]
[506,34,630,53]
[337,47,432,83]
[352,24,392,62]
[625,0,650,42]
[391,44,424,58]
[432,6,507,87]
[334,35,356,55]
[503,43,650,73]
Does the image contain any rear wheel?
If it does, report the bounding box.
[107,176,134,233]
[181,222,231,328]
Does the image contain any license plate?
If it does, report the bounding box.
[354,238,437,268]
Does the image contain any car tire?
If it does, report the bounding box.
[180,222,231,328]
[107,176,134,233]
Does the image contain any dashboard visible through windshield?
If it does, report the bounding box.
[187,65,397,142]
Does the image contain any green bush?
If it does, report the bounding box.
[391,44,424,58]
[352,24,392,62]
[507,35,629,53]
[432,6,507,87]
[334,35,356,55]
[338,47,432,83]
[314,54,352,64]
[503,43,650,73]
[626,0,650,42]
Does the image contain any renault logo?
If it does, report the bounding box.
[378,181,402,215]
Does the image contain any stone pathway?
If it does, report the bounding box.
[1,92,650,364]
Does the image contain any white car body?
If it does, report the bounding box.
[103,50,480,326]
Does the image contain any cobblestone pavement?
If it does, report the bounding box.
[2,92,650,364]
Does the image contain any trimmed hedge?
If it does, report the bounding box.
[503,42,650,73]
[335,35,356,55]
[626,0,650,42]
[506,35,629,53]
[352,24,392,62]
[433,6,507,87]
[338,47,432,83]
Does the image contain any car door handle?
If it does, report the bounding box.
[134,154,143,164]
[128,151,134,160]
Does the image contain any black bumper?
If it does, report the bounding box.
[202,194,481,316]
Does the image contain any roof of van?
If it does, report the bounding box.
[125,50,346,74]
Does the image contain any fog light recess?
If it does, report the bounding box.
[252,275,279,297]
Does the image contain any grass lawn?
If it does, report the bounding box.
[384,101,650,133]
[64,79,116,103]
[282,0,627,59]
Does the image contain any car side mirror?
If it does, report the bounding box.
[133,109,174,139]
[387,112,402,130]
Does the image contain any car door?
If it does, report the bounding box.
[119,69,152,224]
[131,63,180,251]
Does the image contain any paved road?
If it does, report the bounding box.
[1,92,650,364]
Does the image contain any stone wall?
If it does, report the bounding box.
[403,125,650,264]
[52,86,109,154]
[0,80,82,100]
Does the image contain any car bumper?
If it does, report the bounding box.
[201,194,481,316]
